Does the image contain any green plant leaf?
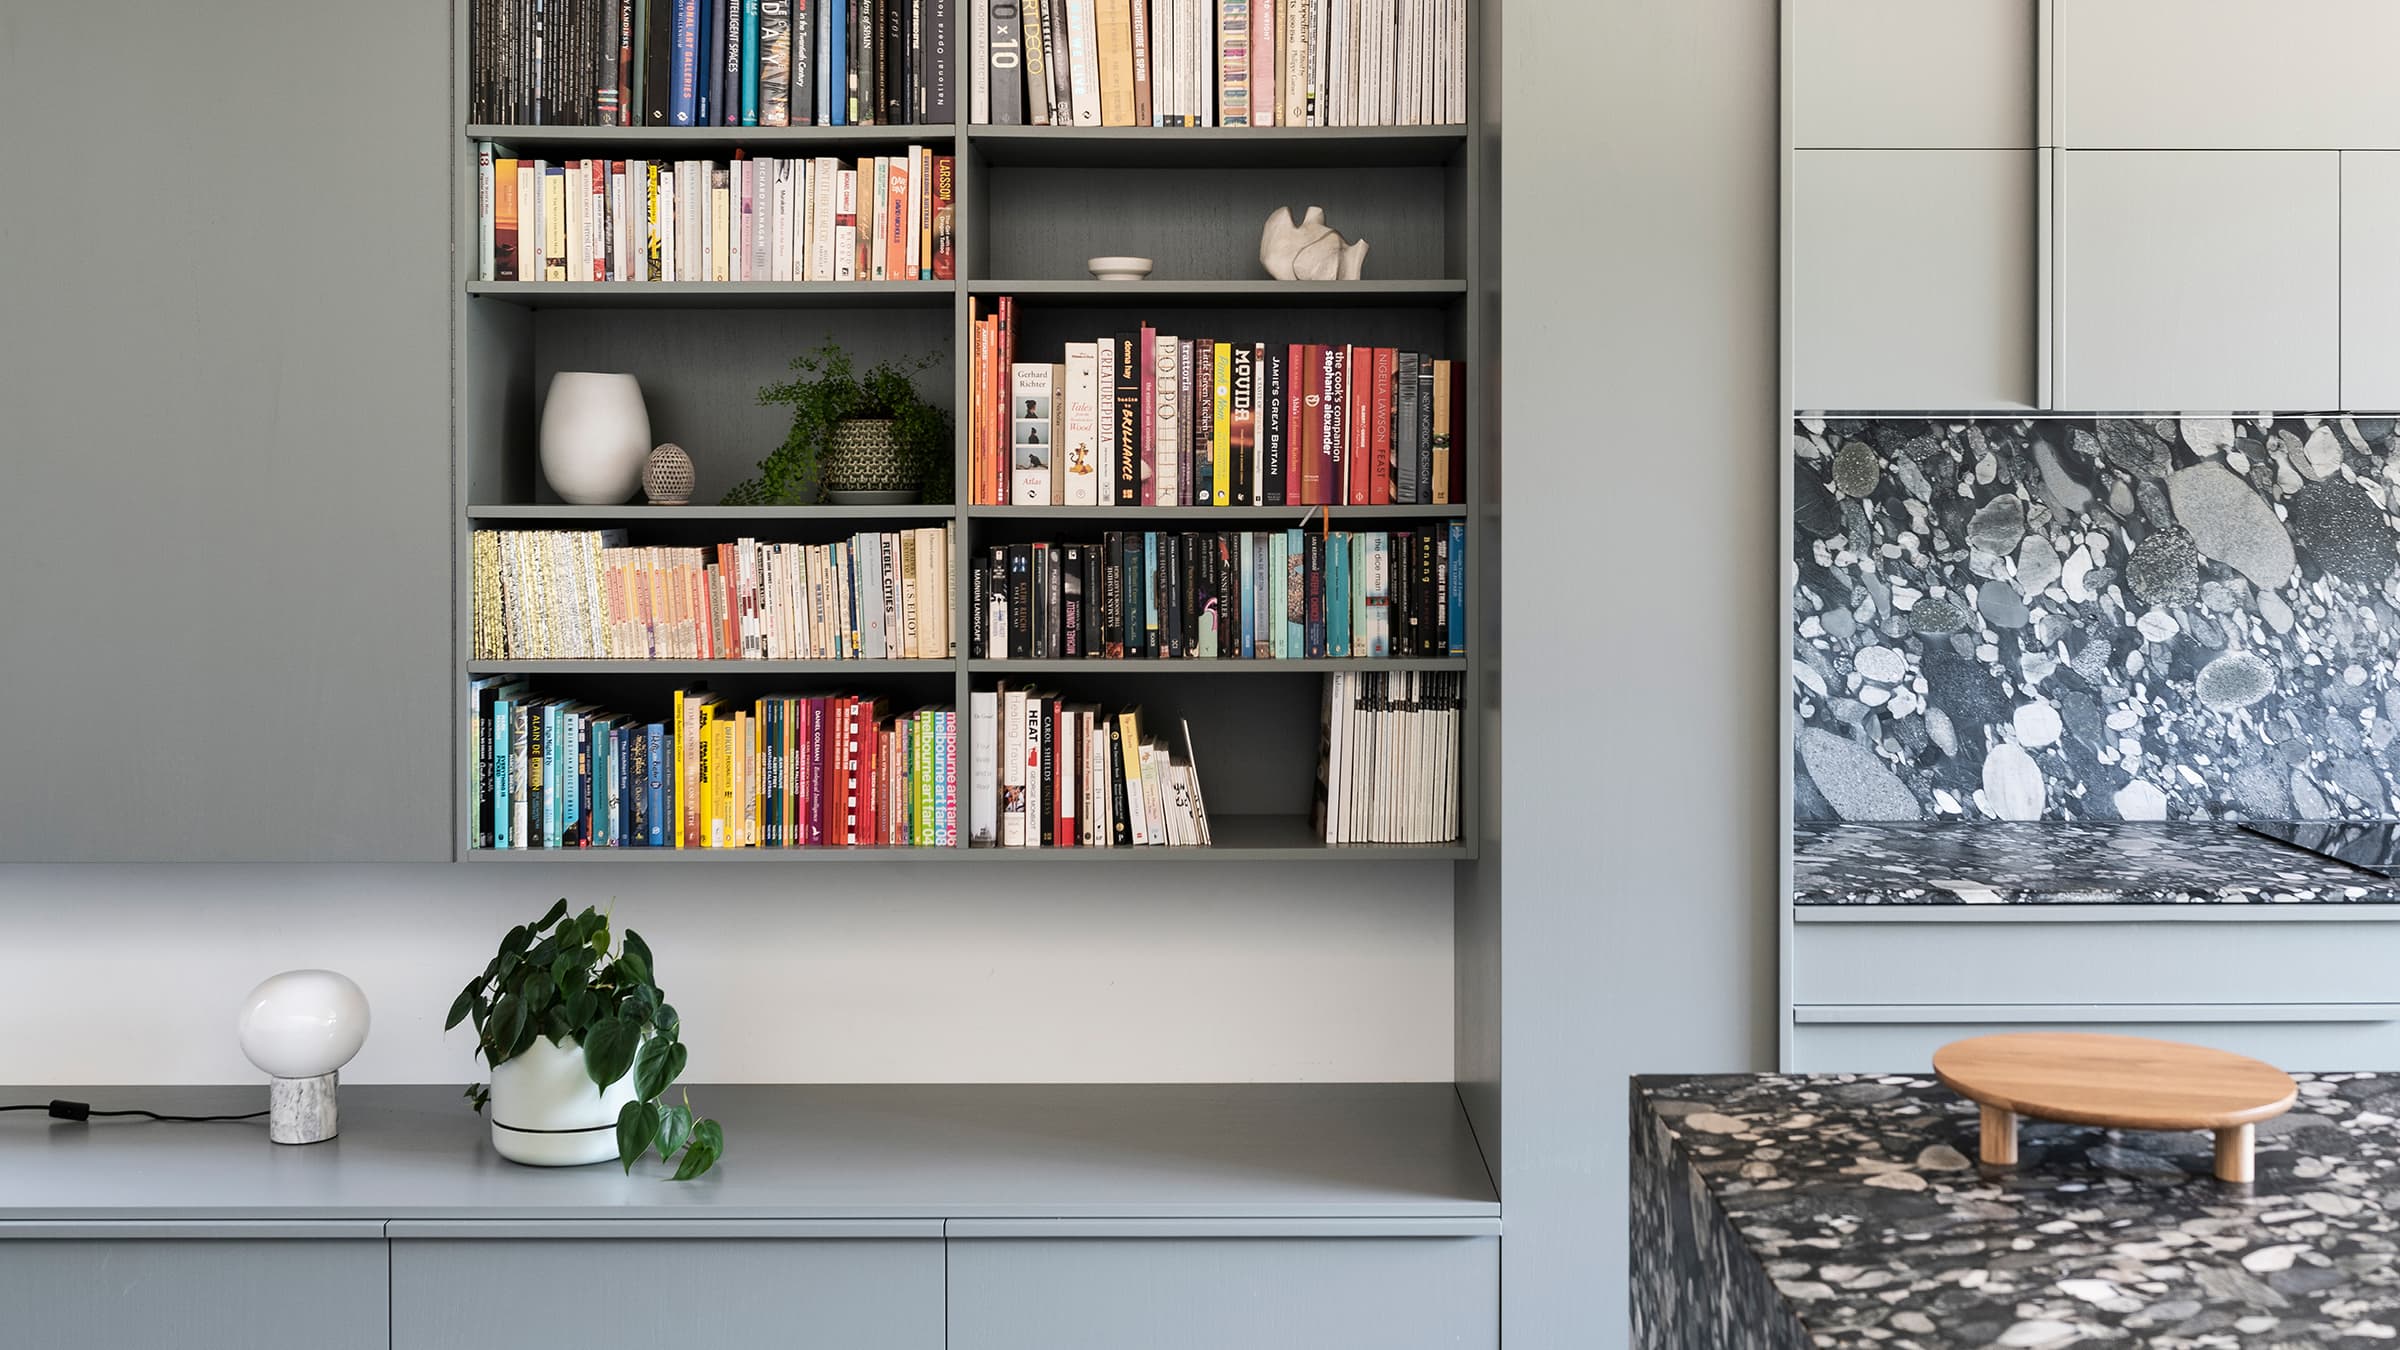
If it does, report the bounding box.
[500,924,532,958]
[445,979,482,1031]
[622,928,654,973]
[635,1035,687,1101]
[653,1003,680,1038]
[543,1006,572,1040]
[536,898,569,933]
[615,949,653,988]
[485,993,526,1064]
[524,977,553,1014]
[655,1102,693,1160]
[582,1014,640,1090]
[672,1118,724,1180]
[616,1098,659,1174]
[565,988,599,1029]
[552,954,584,996]
[463,1082,489,1114]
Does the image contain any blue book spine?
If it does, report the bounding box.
[1284,528,1306,657]
[670,0,701,124]
[740,0,762,124]
[647,724,669,846]
[1327,533,1351,659]
[614,725,630,847]
[697,0,718,123]
[1448,523,1466,654]
[825,0,846,125]
[492,698,513,850]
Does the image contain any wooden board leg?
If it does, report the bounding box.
[1979,1104,2018,1166]
[2215,1124,2256,1184]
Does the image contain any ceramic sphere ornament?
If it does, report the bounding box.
[236,970,371,1145]
[539,371,652,505]
[642,442,696,505]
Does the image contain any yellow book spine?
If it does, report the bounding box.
[1212,342,1232,506]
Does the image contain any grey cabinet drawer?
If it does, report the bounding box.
[947,1229,1499,1350]
[1793,1016,2400,1075]
[1790,0,2035,150]
[2055,0,2400,150]
[0,1233,387,1350]
[390,1222,943,1350]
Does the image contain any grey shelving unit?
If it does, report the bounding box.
[451,9,1487,864]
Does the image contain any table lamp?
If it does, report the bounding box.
[236,970,370,1144]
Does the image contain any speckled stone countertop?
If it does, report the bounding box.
[1631,1072,2400,1350]
[1794,821,2400,905]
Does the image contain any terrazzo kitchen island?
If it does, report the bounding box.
[1633,1072,2400,1349]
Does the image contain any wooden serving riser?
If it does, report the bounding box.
[1932,1032,2297,1184]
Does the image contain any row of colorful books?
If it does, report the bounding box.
[967,691,1210,846]
[470,529,955,661]
[971,303,1467,507]
[470,0,955,127]
[469,684,961,849]
[476,149,954,283]
[968,527,1464,660]
[970,0,1465,127]
[1316,669,1458,844]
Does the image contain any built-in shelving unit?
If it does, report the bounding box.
[451,13,1486,863]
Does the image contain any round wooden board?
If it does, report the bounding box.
[1934,1032,2296,1132]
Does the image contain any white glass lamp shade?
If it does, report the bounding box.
[237,970,371,1079]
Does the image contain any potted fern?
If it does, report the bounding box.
[447,899,722,1178]
[724,340,953,505]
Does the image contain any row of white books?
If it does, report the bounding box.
[476,148,954,284]
[471,529,955,661]
[1317,669,1458,844]
[969,0,1466,127]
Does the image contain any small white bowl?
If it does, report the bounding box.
[1087,256,1154,282]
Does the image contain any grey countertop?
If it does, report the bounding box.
[0,1083,1497,1224]
[1794,821,2400,905]
[1634,1071,2400,1348]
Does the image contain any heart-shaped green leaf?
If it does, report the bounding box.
[485,994,526,1062]
[655,1102,692,1160]
[671,1118,724,1180]
[445,980,482,1031]
[653,1003,680,1038]
[581,1015,639,1091]
[615,1098,659,1173]
[635,1036,687,1101]
[622,929,654,975]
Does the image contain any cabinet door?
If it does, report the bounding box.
[390,1225,945,1350]
[0,0,450,859]
[1790,0,2035,150]
[947,1230,1499,1350]
[2056,1,2400,149]
[0,1233,387,1350]
[1793,151,2038,411]
[2344,153,2400,409]
[2054,150,2339,411]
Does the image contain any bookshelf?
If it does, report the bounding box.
[450,6,1487,863]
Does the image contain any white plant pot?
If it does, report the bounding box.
[538,371,652,505]
[487,1035,639,1167]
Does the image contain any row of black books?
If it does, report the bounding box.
[1316,669,1457,845]
[470,0,954,127]
[969,527,1464,661]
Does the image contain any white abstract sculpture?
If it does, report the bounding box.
[237,970,370,1145]
[1259,206,1369,281]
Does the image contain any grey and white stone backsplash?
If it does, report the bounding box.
[1793,415,2400,822]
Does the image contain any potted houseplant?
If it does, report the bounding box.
[724,339,953,506]
[447,899,722,1178]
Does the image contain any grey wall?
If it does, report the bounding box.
[1498,0,1782,1344]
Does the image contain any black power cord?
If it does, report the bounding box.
[1,1099,267,1124]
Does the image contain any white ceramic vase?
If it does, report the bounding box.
[487,1035,640,1167]
[539,372,652,505]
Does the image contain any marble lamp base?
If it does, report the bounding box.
[267,1072,338,1145]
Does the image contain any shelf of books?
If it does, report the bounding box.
[453,0,1482,862]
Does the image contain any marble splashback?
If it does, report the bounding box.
[1793,415,2400,822]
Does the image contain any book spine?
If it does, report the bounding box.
[1211,340,1233,506]
[1260,346,1286,506]
[671,0,702,123]
[1176,339,1197,505]
[791,0,815,120]
[760,0,791,121]
[1128,0,1152,124]
[1370,345,1395,505]
[1065,0,1101,124]
[1022,0,1052,122]
[827,0,849,122]
[1218,0,1248,125]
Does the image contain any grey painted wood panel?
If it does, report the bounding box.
[1792,1017,2400,1074]
[0,0,453,860]
[1792,150,2038,409]
[1791,0,2036,149]
[0,1238,386,1350]
[0,1084,1496,1221]
[2054,150,2340,410]
[2055,0,2400,150]
[947,1236,1499,1350]
[393,1236,944,1350]
[2344,153,2400,410]
[1794,919,2400,1007]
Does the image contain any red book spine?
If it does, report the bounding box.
[588,160,607,280]
[995,298,1016,506]
[855,703,876,845]
[845,700,864,844]
[1139,325,1159,506]
[1320,346,1344,507]
[1370,347,1396,506]
[1347,345,1371,505]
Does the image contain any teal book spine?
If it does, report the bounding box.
[741,0,762,123]
[492,696,514,850]
[1326,532,1350,658]
[1283,527,1305,657]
